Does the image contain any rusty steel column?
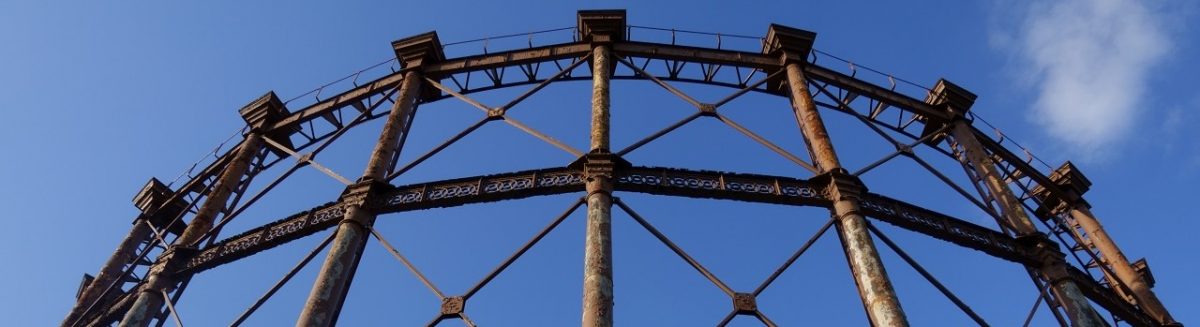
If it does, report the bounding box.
[295,32,440,327]
[177,135,265,246]
[63,219,151,326]
[578,10,623,327]
[952,128,1038,234]
[767,24,909,326]
[70,175,189,324]
[950,122,1106,327]
[1032,161,1178,325]
[120,131,268,327]
[1067,205,1175,324]
[67,175,188,326]
[932,80,1105,326]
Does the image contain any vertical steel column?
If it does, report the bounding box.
[576,11,624,324]
[769,24,909,326]
[948,122,1105,327]
[577,10,623,327]
[176,135,265,246]
[120,133,266,327]
[70,175,190,326]
[1067,205,1175,324]
[1036,162,1177,325]
[296,32,439,327]
[582,43,615,327]
[63,219,151,326]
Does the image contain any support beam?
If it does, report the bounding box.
[63,219,150,326]
[1035,162,1179,326]
[64,178,190,326]
[1069,206,1176,325]
[934,79,1105,327]
[768,24,909,326]
[578,9,623,327]
[295,31,441,326]
[119,92,291,327]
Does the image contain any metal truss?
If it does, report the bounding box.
[63,10,1181,327]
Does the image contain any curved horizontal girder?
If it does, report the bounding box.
[258,39,1068,205]
[179,165,1154,326]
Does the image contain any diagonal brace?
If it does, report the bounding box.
[261,136,352,185]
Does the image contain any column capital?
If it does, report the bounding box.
[239,91,290,131]
[577,9,626,44]
[133,178,176,213]
[133,178,188,235]
[1039,161,1092,203]
[923,79,977,115]
[392,32,443,100]
[1132,258,1157,288]
[920,79,977,145]
[392,31,445,69]
[239,91,297,155]
[1048,161,1091,196]
[763,24,816,64]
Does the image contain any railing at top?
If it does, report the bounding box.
[172,23,1070,242]
[122,24,1073,244]
[265,23,1053,166]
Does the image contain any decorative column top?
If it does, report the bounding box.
[239,91,296,154]
[239,91,290,130]
[392,31,445,69]
[763,24,816,62]
[133,177,188,234]
[1033,161,1093,209]
[919,79,976,144]
[923,79,977,116]
[577,9,626,43]
[392,31,445,100]
[1047,161,1091,196]
[133,177,176,212]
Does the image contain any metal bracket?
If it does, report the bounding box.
[811,168,867,202]
[338,179,393,211]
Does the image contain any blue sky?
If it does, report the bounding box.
[2,1,1198,326]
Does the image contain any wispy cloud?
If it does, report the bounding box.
[1000,0,1172,153]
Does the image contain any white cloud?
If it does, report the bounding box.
[1008,0,1172,152]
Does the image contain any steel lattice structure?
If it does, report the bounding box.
[62,10,1182,327]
